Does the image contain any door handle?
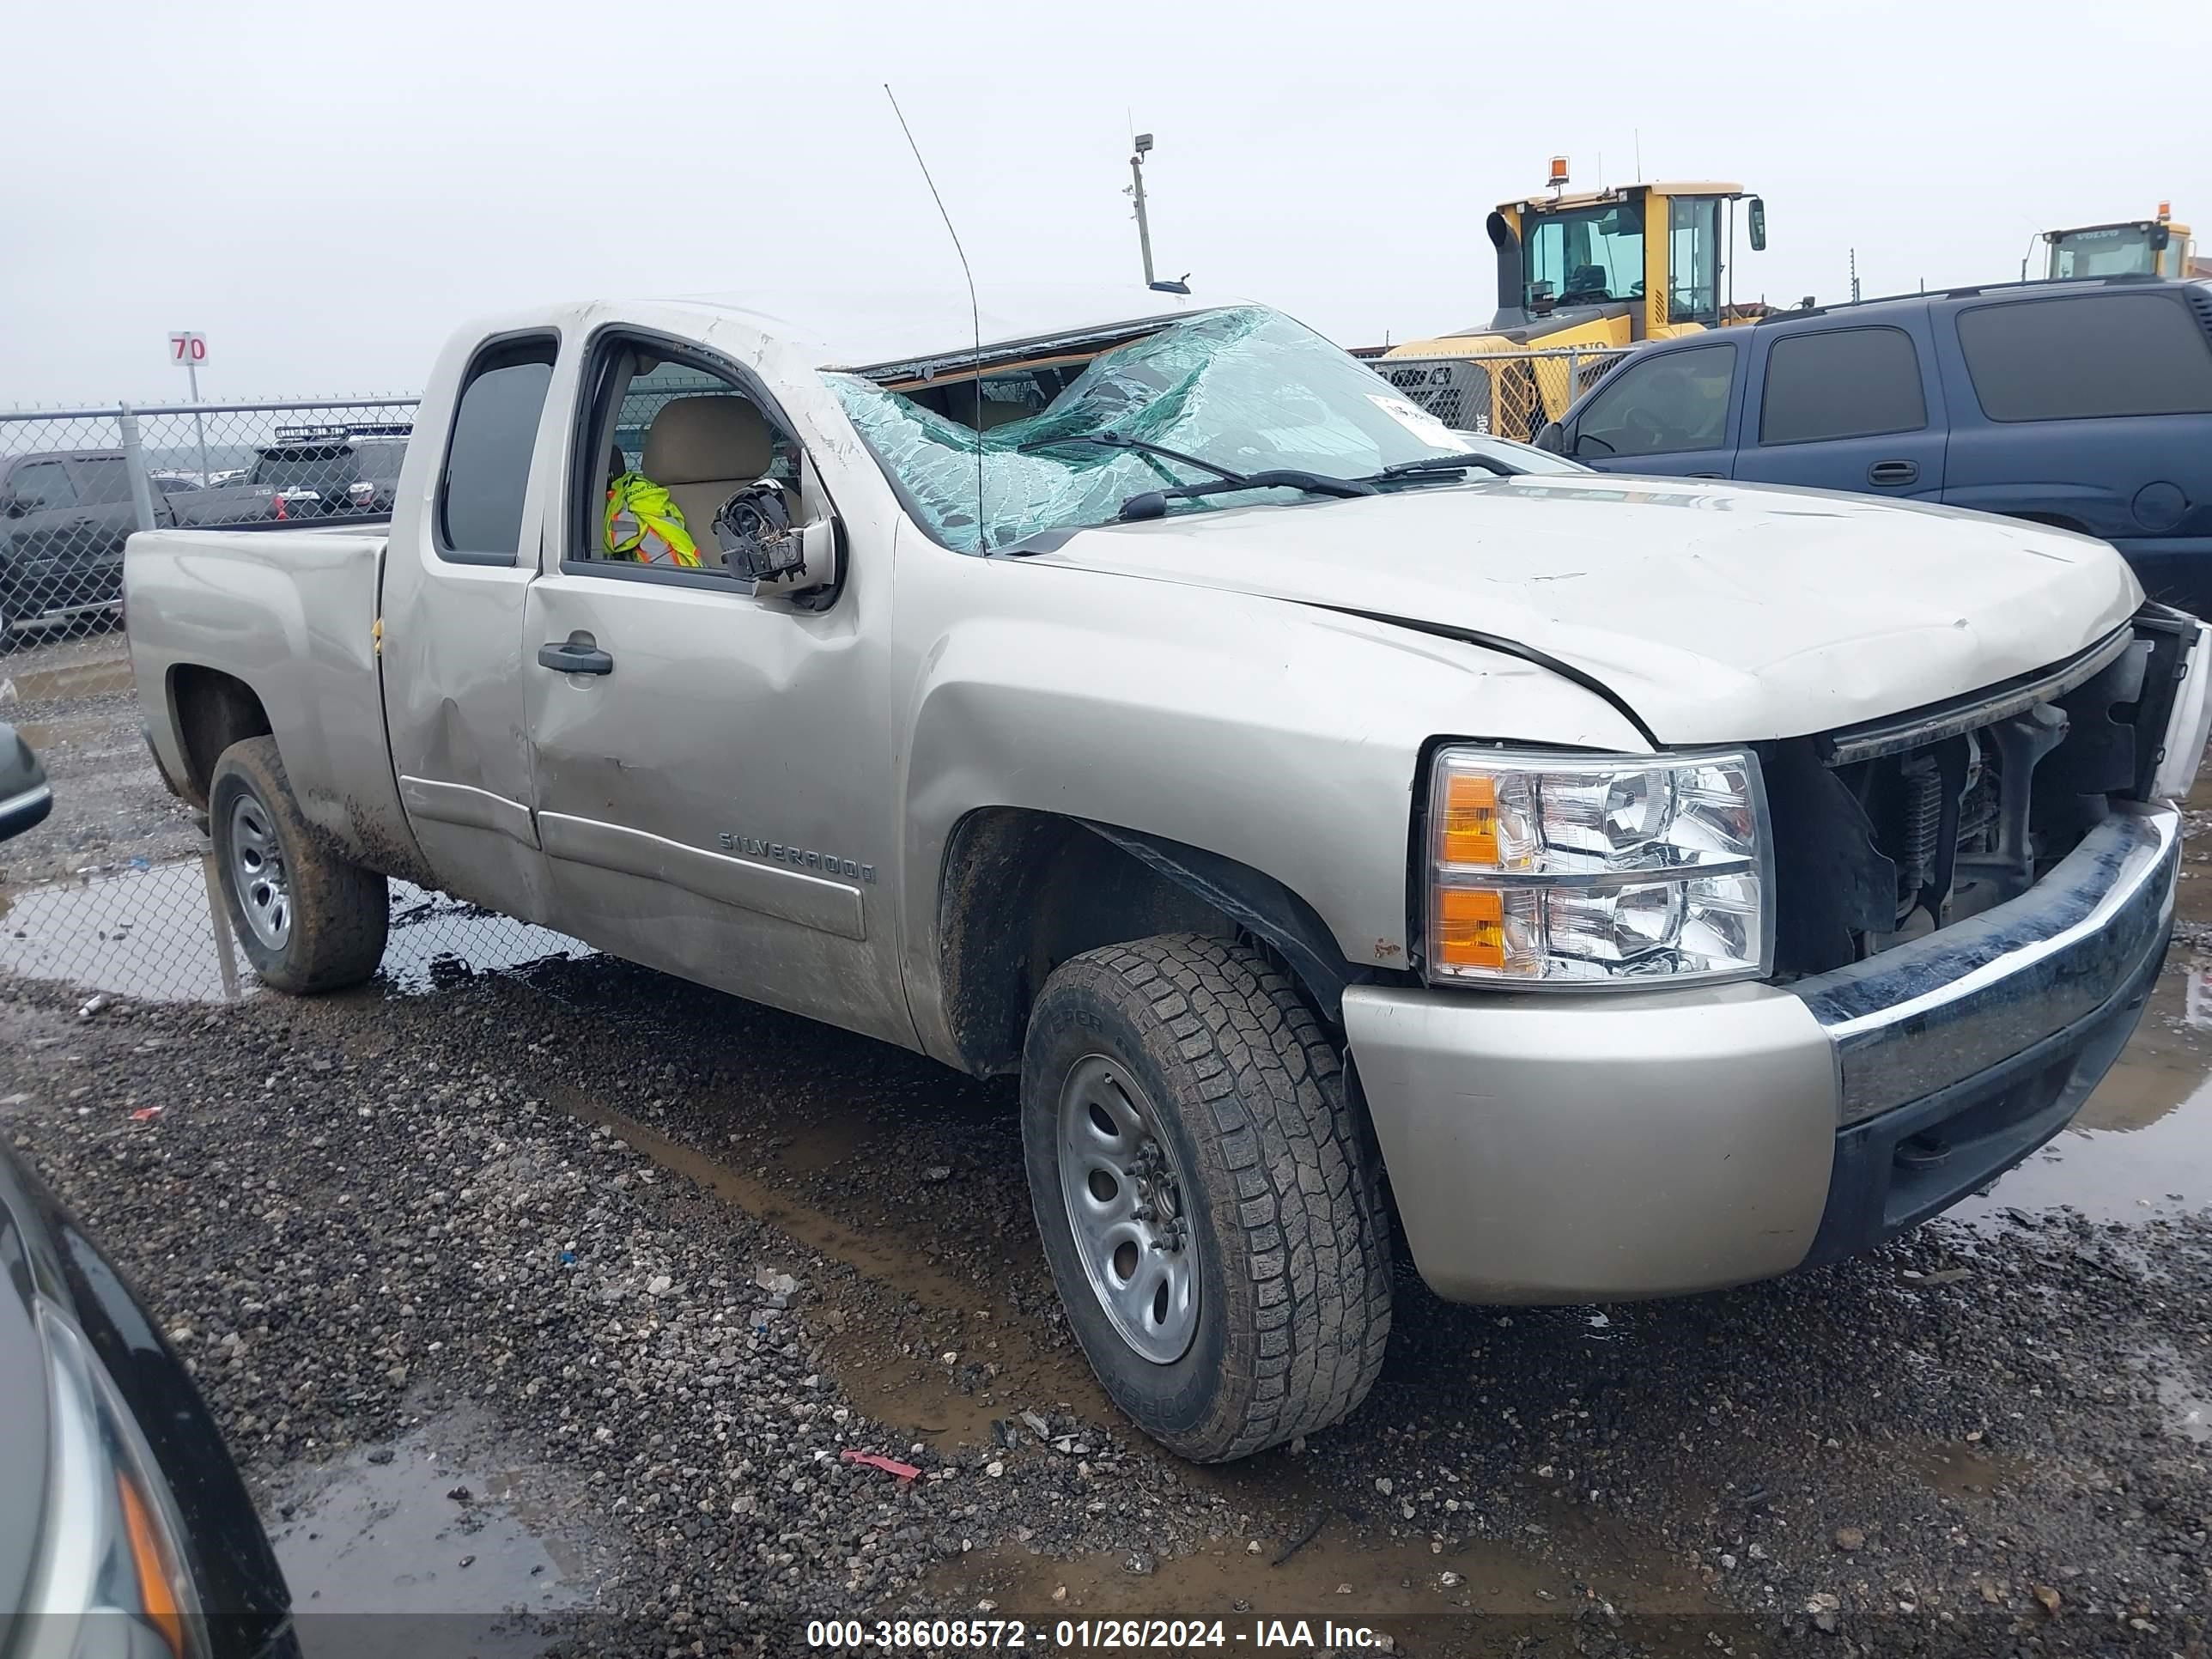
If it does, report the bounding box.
[538,638,613,675]
[1869,459,1919,486]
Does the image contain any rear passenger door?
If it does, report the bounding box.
[1935,288,2212,573]
[380,333,565,925]
[66,455,159,607]
[1559,341,1743,477]
[1732,319,1947,501]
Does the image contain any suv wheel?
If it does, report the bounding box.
[209,736,389,993]
[1021,934,1392,1461]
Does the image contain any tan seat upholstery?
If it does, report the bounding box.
[640,395,794,564]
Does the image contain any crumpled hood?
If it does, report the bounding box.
[1030,475,2143,744]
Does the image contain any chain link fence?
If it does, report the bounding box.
[0,394,592,1005]
[0,397,422,647]
[1366,345,1632,441]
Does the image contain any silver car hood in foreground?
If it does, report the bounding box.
[1030,475,2142,745]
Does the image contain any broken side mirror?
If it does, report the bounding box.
[1534,422,1567,454]
[1747,198,1767,252]
[732,515,839,601]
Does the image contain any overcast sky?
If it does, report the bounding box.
[3,0,2207,405]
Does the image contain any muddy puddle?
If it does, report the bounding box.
[268,1403,603,1655]
[0,857,586,1002]
[544,1082,1114,1455]
[1955,955,2212,1226]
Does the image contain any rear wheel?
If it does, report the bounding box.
[1021,934,1392,1462]
[209,736,388,993]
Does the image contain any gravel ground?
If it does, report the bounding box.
[3,636,2212,1656]
[6,944,2212,1657]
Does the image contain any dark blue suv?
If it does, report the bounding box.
[1536,276,2212,614]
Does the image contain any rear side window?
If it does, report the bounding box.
[70,456,138,505]
[1957,293,2212,422]
[438,336,558,562]
[1759,325,1927,445]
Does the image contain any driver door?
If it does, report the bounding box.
[1564,341,1745,479]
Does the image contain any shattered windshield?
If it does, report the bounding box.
[826,306,1483,551]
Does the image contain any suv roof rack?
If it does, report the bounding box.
[1764,271,2169,325]
[266,422,415,444]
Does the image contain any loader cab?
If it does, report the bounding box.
[2044,216,2196,282]
[1490,181,1759,346]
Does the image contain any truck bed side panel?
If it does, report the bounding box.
[124,526,425,877]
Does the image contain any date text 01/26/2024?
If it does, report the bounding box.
[803,1620,1389,1650]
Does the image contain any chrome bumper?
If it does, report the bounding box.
[1344,803,2180,1304]
[1794,804,2179,1124]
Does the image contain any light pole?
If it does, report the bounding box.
[1129,131,1156,287]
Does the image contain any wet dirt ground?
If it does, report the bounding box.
[4,639,2212,1655]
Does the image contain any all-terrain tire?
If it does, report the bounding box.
[209,736,388,993]
[1021,933,1392,1462]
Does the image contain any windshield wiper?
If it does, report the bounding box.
[1118,470,1376,520]
[1017,428,1249,482]
[1018,427,1377,520]
[1356,451,1528,483]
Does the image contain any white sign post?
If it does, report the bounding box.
[167,332,211,484]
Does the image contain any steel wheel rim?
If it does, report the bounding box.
[1055,1054,1200,1364]
[228,792,290,951]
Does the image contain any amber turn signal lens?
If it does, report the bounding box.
[1440,772,1499,866]
[1434,886,1507,969]
[116,1473,185,1658]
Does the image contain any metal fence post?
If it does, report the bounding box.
[199,851,243,1002]
[1566,350,1579,400]
[117,404,159,534]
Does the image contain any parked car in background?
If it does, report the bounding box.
[1536,275,2212,614]
[0,449,175,640]
[126,289,2210,1462]
[173,424,411,527]
[0,728,296,1658]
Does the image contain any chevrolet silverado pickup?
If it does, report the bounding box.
[125,289,2212,1462]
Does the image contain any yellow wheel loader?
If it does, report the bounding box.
[1374,162,1766,441]
[2043,205,2203,282]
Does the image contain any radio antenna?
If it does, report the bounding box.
[884,85,988,550]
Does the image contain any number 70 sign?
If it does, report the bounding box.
[167,331,209,368]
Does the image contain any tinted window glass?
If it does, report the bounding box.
[1571,343,1737,459]
[1759,325,1927,445]
[9,459,76,510]
[70,457,137,505]
[253,447,356,493]
[350,442,407,482]
[1958,293,2212,422]
[439,341,556,558]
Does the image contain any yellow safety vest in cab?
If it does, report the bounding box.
[604,471,702,568]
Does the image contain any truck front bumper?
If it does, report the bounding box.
[1343,802,2179,1304]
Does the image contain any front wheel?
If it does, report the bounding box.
[209,736,389,993]
[1021,934,1392,1462]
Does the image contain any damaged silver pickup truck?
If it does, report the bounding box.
[125,289,2212,1461]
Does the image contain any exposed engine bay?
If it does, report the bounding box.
[1765,605,2198,978]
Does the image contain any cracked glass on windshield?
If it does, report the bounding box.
[825,306,1482,551]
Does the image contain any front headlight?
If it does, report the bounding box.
[25,1307,204,1659]
[1425,745,1772,987]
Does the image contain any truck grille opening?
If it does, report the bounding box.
[1764,612,2191,979]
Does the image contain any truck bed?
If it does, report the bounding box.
[123,526,412,874]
